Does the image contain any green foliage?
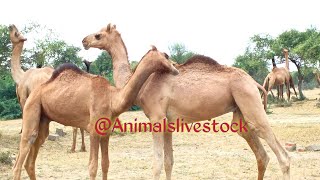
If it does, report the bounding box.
[0,151,12,165]
[0,25,11,72]
[168,43,195,64]
[90,51,114,84]
[0,73,21,120]
[233,50,269,84]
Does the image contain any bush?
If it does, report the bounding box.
[0,151,12,165]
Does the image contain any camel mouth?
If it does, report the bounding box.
[83,44,90,50]
[171,65,179,75]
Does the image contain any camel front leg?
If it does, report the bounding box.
[71,127,78,153]
[24,117,50,180]
[89,134,100,180]
[100,134,110,180]
[80,128,86,152]
[164,132,173,180]
[233,110,269,180]
[286,81,290,101]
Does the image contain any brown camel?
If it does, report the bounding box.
[9,24,53,111]
[263,49,297,100]
[10,25,87,152]
[82,24,290,180]
[12,46,179,180]
[70,60,92,153]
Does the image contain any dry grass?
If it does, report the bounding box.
[0,89,319,179]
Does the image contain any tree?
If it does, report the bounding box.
[90,51,114,84]
[168,43,195,64]
[233,49,269,84]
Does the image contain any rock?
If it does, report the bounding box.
[297,147,305,152]
[56,128,66,137]
[285,142,296,152]
[48,134,59,141]
[305,145,320,151]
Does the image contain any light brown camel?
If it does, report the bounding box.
[12,46,179,180]
[10,25,87,153]
[263,49,297,100]
[82,24,290,180]
[9,24,53,111]
[313,69,320,87]
[70,60,92,153]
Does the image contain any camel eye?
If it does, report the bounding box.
[95,34,101,40]
[15,32,19,37]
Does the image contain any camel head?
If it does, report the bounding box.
[139,45,179,75]
[82,23,120,50]
[282,48,289,54]
[9,24,27,44]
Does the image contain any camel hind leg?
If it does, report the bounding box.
[80,128,86,152]
[232,83,290,179]
[233,110,269,180]
[13,91,42,180]
[71,127,78,153]
[24,117,50,180]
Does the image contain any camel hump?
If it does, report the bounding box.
[183,55,220,66]
[47,63,83,83]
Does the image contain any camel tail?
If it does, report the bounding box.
[257,82,268,111]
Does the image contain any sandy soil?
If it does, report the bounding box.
[0,89,319,180]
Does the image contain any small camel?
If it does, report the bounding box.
[70,60,92,153]
[12,46,179,180]
[263,49,297,100]
[82,24,290,180]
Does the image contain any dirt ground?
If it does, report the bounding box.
[0,89,320,180]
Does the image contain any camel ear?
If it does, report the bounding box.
[151,45,157,51]
[112,24,116,29]
[106,23,112,32]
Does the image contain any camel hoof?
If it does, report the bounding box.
[69,149,76,153]
[80,147,86,152]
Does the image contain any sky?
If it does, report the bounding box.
[1,0,319,68]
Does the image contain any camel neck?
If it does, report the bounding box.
[107,40,132,88]
[11,43,25,83]
[113,61,153,114]
[284,52,289,70]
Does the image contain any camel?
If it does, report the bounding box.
[12,46,179,180]
[70,60,92,153]
[263,49,297,101]
[9,24,53,111]
[9,25,87,153]
[82,23,290,180]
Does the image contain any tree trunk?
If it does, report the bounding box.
[294,62,305,100]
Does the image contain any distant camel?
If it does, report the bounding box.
[313,69,320,87]
[82,23,290,180]
[70,60,92,153]
[263,49,297,100]
[12,46,179,180]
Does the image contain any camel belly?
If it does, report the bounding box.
[166,78,236,123]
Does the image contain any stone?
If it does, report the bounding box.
[285,142,296,152]
[56,128,66,137]
[305,145,320,151]
[48,134,59,141]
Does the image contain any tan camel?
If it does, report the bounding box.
[9,24,53,110]
[10,25,87,153]
[12,46,179,180]
[263,49,297,100]
[70,60,92,153]
[82,24,290,180]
